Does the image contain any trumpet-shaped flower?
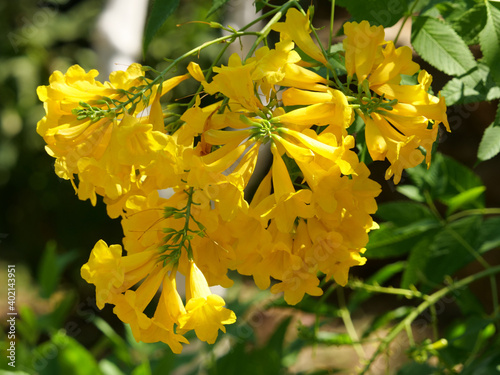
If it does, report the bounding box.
[178,261,236,344]
[271,8,327,64]
[81,240,158,308]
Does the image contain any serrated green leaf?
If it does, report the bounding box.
[452,2,487,45]
[411,16,477,76]
[206,0,230,19]
[143,0,180,57]
[336,0,407,27]
[441,62,500,105]
[445,186,486,216]
[479,1,500,85]
[478,113,500,161]
[433,0,482,24]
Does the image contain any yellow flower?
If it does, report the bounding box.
[343,21,385,83]
[36,63,188,195]
[343,21,449,183]
[281,87,354,139]
[178,261,236,344]
[270,267,322,305]
[368,42,419,87]
[271,8,327,64]
[81,240,158,308]
[203,53,263,112]
[307,220,367,286]
[75,113,180,208]
[248,40,301,98]
[140,273,189,353]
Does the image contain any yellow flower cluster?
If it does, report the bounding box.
[343,20,450,183]
[36,8,448,352]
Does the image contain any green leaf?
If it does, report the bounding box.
[206,0,230,19]
[461,351,500,375]
[45,290,78,330]
[52,331,103,375]
[375,201,434,226]
[93,317,133,366]
[366,219,440,259]
[438,156,485,208]
[441,62,500,106]
[401,228,440,288]
[476,216,500,254]
[453,285,486,316]
[452,2,487,45]
[412,216,482,290]
[99,360,126,375]
[17,305,39,345]
[132,362,152,375]
[411,16,477,76]
[38,241,58,298]
[404,153,485,210]
[395,185,425,202]
[477,107,500,161]
[444,316,495,363]
[479,1,500,86]
[445,186,486,215]
[143,0,180,56]
[37,242,79,299]
[208,317,291,375]
[336,0,408,27]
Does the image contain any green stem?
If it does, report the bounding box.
[443,224,499,315]
[80,31,259,121]
[447,207,500,222]
[424,190,442,221]
[182,187,196,260]
[244,0,300,61]
[348,281,424,299]
[394,0,420,45]
[314,282,337,349]
[337,288,366,359]
[329,0,335,50]
[359,264,500,374]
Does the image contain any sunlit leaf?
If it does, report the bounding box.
[411,16,476,76]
